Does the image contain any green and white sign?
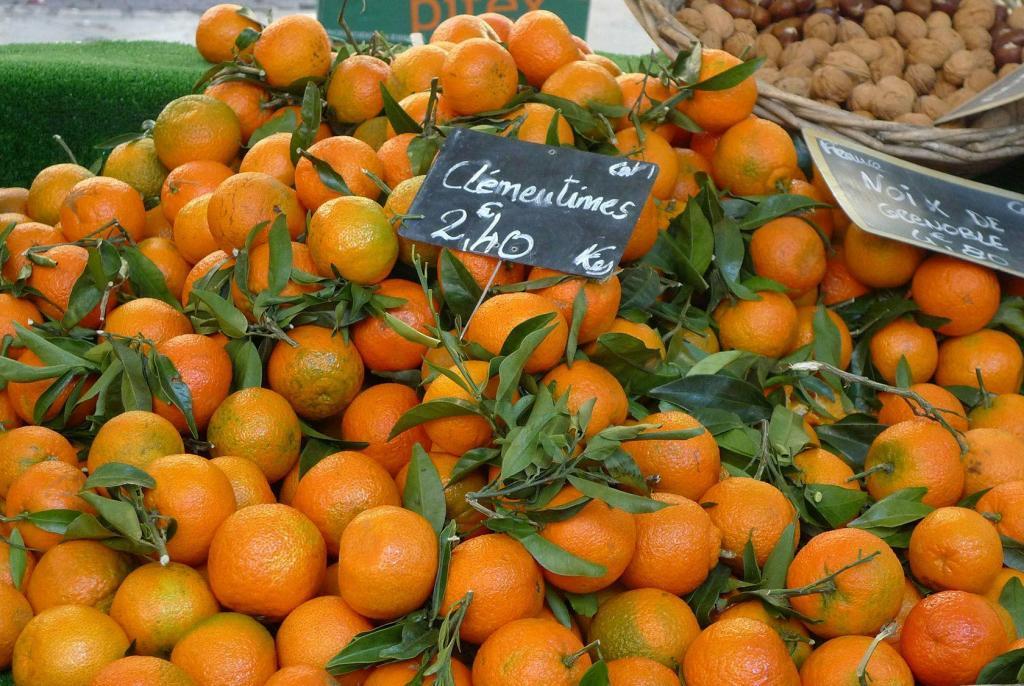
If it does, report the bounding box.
[317,0,591,43]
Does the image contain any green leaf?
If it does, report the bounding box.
[496,323,557,420]
[651,375,772,423]
[686,350,750,377]
[848,488,933,529]
[298,439,338,478]
[430,520,457,619]
[32,369,77,425]
[545,109,564,146]
[895,356,913,389]
[150,349,198,438]
[297,150,353,196]
[326,623,408,675]
[742,538,761,584]
[811,305,841,368]
[189,289,249,338]
[18,509,83,534]
[12,322,91,369]
[388,399,483,440]
[438,250,484,322]
[63,513,116,541]
[84,462,155,490]
[713,219,757,301]
[122,246,180,307]
[566,475,667,514]
[736,193,826,231]
[383,312,441,348]
[225,338,262,390]
[760,522,796,590]
[805,484,869,528]
[565,591,599,617]
[290,81,322,165]
[1002,577,1024,639]
[249,108,297,147]
[687,563,732,625]
[7,529,27,591]
[61,277,104,329]
[79,492,143,540]
[514,531,606,578]
[265,215,293,295]
[380,82,423,135]
[692,56,764,91]
[976,649,1024,684]
[407,135,439,177]
[579,661,609,686]
[565,287,586,364]
[403,445,447,534]
[545,585,573,629]
[816,414,885,468]
[110,339,152,413]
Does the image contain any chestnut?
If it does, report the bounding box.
[994,40,1023,68]
[769,0,799,20]
[931,0,959,13]
[903,0,933,17]
[752,5,774,27]
[722,0,756,18]
[771,17,805,43]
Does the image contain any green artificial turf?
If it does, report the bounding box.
[0,41,207,188]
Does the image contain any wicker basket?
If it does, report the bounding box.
[624,0,1024,176]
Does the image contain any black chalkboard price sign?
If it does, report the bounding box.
[804,127,1024,278]
[399,128,658,279]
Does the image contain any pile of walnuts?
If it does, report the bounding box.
[676,0,1023,124]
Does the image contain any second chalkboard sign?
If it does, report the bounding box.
[399,128,658,279]
[804,127,1024,278]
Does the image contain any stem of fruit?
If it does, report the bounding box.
[563,640,602,668]
[458,260,503,341]
[845,462,893,483]
[52,134,78,165]
[764,550,880,600]
[784,361,969,454]
[856,622,898,686]
[127,485,170,565]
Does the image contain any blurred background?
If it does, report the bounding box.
[0,0,657,53]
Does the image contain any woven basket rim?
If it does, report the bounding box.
[624,0,1024,173]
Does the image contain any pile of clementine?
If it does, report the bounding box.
[2,4,1024,686]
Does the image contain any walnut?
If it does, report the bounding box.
[676,7,708,32]
[872,50,907,81]
[780,41,818,67]
[944,86,979,108]
[824,50,872,82]
[804,37,833,62]
[1011,6,1024,29]
[848,81,880,109]
[907,37,951,67]
[699,29,725,49]
[759,66,783,84]
[734,18,759,35]
[999,62,1021,78]
[854,109,878,118]
[953,0,996,31]
[917,93,951,118]
[839,37,885,62]
[896,112,934,124]
[933,76,958,97]
[873,75,917,118]
[820,100,843,108]
[864,5,897,36]
[943,48,979,84]
[959,25,992,50]
[780,62,815,79]
[904,63,937,92]
[895,11,929,45]
[925,11,952,30]
[691,0,711,11]
[701,3,737,38]
[755,32,785,62]
[776,75,813,96]
[812,65,856,99]
[725,31,757,57]
[971,48,995,72]
[837,18,869,41]
[928,27,966,52]
[805,13,839,43]
[965,68,997,90]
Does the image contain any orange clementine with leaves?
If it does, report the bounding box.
[800,636,913,686]
[144,453,237,565]
[26,163,93,225]
[291,450,401,556]
[12,604,129,686]
[712,117,797,196]
[2,222,64,282]
[351,278,433,372]
[58,176,145,242]
[307,196,398,285]
[327,54,390,124]
[205,80,272,142]
[239,132,295,186]
[170,612,277,686]
[716,600,812,667]
[267,324,365,420]
[683,617,799,686]
[385,44,448,101]
[936,329,1024,394]
[868,317,938,385]
[877,383,968,431]
[105,297,193,345]
[843,224,925,289]
[5,460,93,551]
[622,410,719,500]
[25,540,131,614]
[465,292,569,374]
[207,504,326,620]
[909,506,1002,593]
[421,360,496,455]
[506,103,575,146]
[863,419,964,507]
[0,425,78,498]
[207,387,302,482]
[474,617,591,686]
[749,217,826,297]
[713,290,798,358]
[700,477,799,569]
[91,655,197,686]
[86,410,184,473]
[109,561,219,657]
[441,38,519,115]
[440,533,545,644]
[678,49,758,133]
[195,3,260,63]
[207,171,305,251]
[252,14,331,88]
[153,333,233,432]
[507,10,580,87]
[295,136,384,209]
[911,254,1000,336]
[340,383,429,476]
[161,159,233,222]
[970,393,1024,441]
[542,360,628,438]
[137,237,190,297]
[153,95,241,170]
[589,587,701,670]
[275,595,371,684]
